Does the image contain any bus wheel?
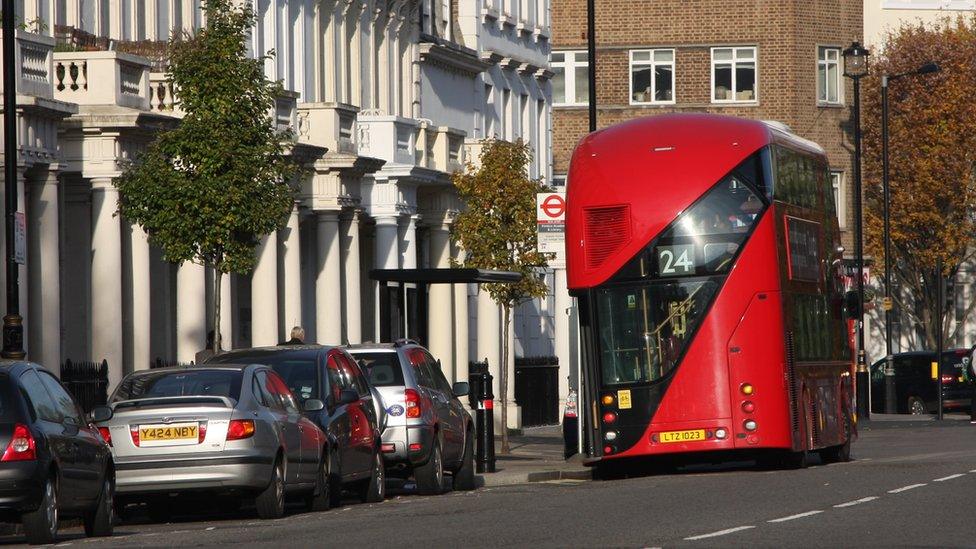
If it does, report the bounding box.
[782,450,807,469]
[820,414,852,464]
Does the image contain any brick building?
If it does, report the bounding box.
[550,0,863,246]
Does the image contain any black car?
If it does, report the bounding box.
[0,361,115,544]
[870,349,972,415]
[207,346,386,504]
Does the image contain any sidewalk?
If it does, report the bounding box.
[477,424,591,488]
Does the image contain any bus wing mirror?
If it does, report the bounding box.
[844,290,862,319]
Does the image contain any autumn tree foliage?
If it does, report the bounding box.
[452,139,550,452]
[860,16,976,350]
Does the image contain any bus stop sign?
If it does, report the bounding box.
[537,192,566,257]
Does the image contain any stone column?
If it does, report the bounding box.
[251,234,279,347]
[453,247,469,384]
[427,222,453,372]
[553,267,573,413]
[477,288,501,395]
[398,214,419,269]
[373,215,399,339]
[90,179,124,387]
[27,168,61,369]
[341,209,362,344]
[176,261,206,362]
[129,223,151,370]
[316,211,342,344]
[281,203,303,336]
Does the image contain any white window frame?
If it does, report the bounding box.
[831,171,846,229]
[629,49,676,105]
[551,50,589,107]
[817,46,843,105]
[552,174,567,188]
[710,46,758,104]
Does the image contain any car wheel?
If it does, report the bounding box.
[306,453,332,512]
[452,429,476,491]
[414,437,444,496]
[908,396,926,415]
[22,475,59,545]
[255,458,285,520]
[83,473,115,538]
[359,450,386,503]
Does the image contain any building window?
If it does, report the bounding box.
[552,174,567,188]
[630,49,675,105]
[502,89,511,141]
[818,46,842,105]
[552,51,589,106]
[831,171,846,229]
[711,47,757,103]
[484,84,495,137]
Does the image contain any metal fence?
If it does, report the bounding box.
[59,359,108,413]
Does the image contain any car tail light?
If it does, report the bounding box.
[381,443,396,453]
[409,442,422,451]
[130,425,140,447]
[405,389,422,419]
[198,422,207,443]
[227,420,255,441]
[1,424,36,462]
[941,374,955,384]
[98,427,112,446]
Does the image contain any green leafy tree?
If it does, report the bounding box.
[115,0,297,353]
[861,16,976,350]
[452,139,550,453]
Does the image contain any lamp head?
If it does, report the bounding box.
[916,61,940,75]
[843,41,870,78]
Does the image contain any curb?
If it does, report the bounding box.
[480,467,591,487]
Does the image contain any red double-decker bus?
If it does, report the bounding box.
[566,114,855,469]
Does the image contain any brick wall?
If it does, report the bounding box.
[551,0,863,247]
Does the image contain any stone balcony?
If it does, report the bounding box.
[148,71,181,115]
[357,113,420,167]
[0,30,55,98]
[297,102,358,155]
[53,51,151,111]
[417,123,465,174]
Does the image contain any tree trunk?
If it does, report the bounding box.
[500,303,511,454]
[213,267,222,353]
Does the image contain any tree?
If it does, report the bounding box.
[452,139,550,453]
[861,15,976,351]
[115,0,297,354]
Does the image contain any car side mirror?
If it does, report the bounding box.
[452,382,470,397]
[339,389,359,406]
[303,398,325,412]
[90,406,113,423]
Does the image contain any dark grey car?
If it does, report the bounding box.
[346,341,475,494]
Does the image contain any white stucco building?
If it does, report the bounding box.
[2,0,563,428]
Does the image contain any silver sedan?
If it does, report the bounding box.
[91,364,331,519]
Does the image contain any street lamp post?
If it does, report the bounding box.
[2,0,26,359]
[586,0,596,132]
[880,61,940,415]
[843,42,870,420]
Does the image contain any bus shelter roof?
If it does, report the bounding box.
[369,268,522,284]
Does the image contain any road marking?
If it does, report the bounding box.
[934,474,964,482]
[833,496,878,508]
[888,483,926,493]
[970,469,976,473]
[684,525,755,540]
[767,510,823,523]
[206,526,216,531]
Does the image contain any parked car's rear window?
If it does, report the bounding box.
[353,352,406,387]
[268,360,320,403]
[112,369,243,402]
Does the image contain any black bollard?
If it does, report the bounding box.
[470,362,495,473]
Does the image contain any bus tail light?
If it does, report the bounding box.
[743,420,758,431]
[602,412,616,424]
[603,445,614,455]
[601,394,614,406]
[741,401,755,413]
[940,374,954,384]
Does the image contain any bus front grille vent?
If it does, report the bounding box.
[785,331,800,434]
[584,205,631,270]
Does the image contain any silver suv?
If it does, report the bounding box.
[346,341,475,494]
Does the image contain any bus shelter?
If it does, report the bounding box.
[369,269,521,345]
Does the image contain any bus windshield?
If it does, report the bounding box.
[596,155,767,386]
